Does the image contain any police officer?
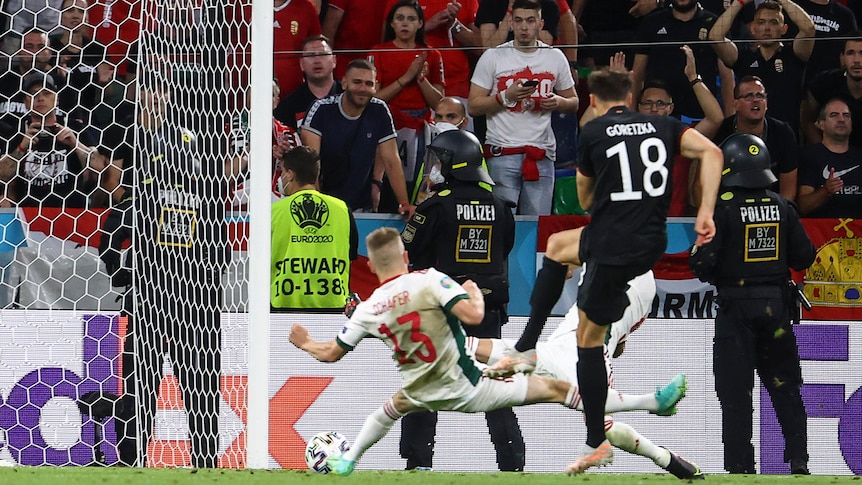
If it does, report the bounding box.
[271,146,358,311]
[399,130,525,471]
[689,133,815,475]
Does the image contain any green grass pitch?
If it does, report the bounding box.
[0,468,858,484]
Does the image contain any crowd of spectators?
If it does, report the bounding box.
[2,0,862,215]
[0,0,859,471]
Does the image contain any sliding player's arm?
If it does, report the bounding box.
[289,323,348,362]
[450,279,485,325]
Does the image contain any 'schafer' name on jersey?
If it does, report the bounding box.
[373,291,410,316]
[740,204,780,223]
[605,122,657,137]
[456,203,495,221]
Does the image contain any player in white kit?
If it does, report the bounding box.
[473,270,702,479]
[289,228,686,475]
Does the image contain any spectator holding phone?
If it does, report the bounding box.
[468,0,577,215]
[0,72,105,207]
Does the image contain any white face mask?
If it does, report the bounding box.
[429,164,445,184]
[278,176,287,196]
[433,122,459,135]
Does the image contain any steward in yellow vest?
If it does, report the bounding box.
[272,146,358,310]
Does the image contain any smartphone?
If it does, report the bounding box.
[522,80,539,88]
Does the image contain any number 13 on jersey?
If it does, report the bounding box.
[377,311,437,365]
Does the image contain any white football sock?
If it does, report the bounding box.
[342,399,403,463]
[564,387,661,413]
[604,388,661,413]
[486,338,515,365]
[605,418,671,468]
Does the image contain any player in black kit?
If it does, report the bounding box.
[138,78,226,468]
[102,77,227,468]
[400,130,525,471]
[689,133,815,475]
[494,68,724,474]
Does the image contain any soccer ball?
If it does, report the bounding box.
[304,431,351,474]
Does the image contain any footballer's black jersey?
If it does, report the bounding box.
[134,125,228,270]
[578,106,688,266]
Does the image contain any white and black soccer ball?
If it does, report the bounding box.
[304,431,350,474]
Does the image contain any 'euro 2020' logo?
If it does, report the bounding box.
[290,193,329,232]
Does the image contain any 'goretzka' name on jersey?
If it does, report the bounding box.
[456,203,495,221]
[605,122,657,137]
[740,205,780,222]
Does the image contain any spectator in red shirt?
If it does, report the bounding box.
[385,0,482,131]
[323,0,387,81]
[87,0,140,79]
[228,0,321,104]
[369,0,445,207]
[272,0,322,98]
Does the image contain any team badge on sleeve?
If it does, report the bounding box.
[440,276,454,288]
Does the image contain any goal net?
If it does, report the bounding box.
[0,0,259,469]
[129,1,232,470]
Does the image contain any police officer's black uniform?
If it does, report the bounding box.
[399,130,525,471]
[689,133,815,475]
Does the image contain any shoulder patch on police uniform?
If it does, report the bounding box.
[402,224,416,243]
[412,213,426,225]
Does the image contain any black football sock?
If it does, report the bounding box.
[514,257,568,352]
[577,345,609,448]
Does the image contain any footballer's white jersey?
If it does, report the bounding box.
[533,271,657,384]
[337,268,483,404]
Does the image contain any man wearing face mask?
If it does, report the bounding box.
[413,97,469,204]
[271,146,358,311]
[400,130,524,471]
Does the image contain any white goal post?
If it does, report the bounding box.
[245,0,273,471]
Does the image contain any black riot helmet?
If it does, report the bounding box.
[719,133,777,189]
[429,130,494,185]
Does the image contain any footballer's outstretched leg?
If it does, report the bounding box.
[566,439,614,474]
[605,416,704,480]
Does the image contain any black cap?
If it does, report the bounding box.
[22,72,57,93]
